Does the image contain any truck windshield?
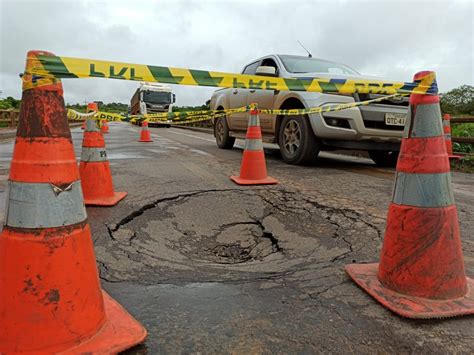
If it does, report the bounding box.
[279,56,359,75]
[143,91,171,104]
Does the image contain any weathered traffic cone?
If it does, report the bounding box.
[79,119,127,206]
[345,71,474,319]
[82,102,98,129]
[101,118,109,133]
[443,114,461,159]
[138,120,153,142]
[230,105,278,185]
[0,50,146,353]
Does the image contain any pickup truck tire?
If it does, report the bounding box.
[278,115,320,165]
[368,150,399,167]
[215,116,235,149]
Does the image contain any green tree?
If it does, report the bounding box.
[440,85,474,115]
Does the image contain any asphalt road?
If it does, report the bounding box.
[0,122,473,353]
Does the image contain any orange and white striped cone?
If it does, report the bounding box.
[0,50,146,353]
[79,119,127,206]
[230,106,278,185]
[443,114,461,159]
[345,71,474,319]
[100,118,109,133]
[138,120,153,142]
[82,102,98,129]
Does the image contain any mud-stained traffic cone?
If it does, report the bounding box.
[345,71,474,319]
[230,106,278,185]
[443,114,461,159]
[101,118,109,133]
[80,118,127,206]
[138,120,153,142]
[0,50,146,353]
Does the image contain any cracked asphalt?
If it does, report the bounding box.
[0,122,473,353]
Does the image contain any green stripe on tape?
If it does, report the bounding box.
[38,56,78,78]
[148,65,183,84]
[284,78,309,92]
[190,70,223,87]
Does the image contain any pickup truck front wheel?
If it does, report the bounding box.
[278,115,320,165]
[215,116,235,149]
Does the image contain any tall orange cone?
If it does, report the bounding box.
[345,71,474,319]
[82,102,98,129]
[138,120,153,142]
[101,118,109,133]
[0,50,146,353]
[443,114,461,159]
[79,118,127,206]
[230,105,278,185]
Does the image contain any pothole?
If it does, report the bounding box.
[95,189,380,284]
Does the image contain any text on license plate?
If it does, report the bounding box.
[385,113,407,126]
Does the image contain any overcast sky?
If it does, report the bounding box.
[1,0,473,106]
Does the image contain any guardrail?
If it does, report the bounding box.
[0,109,19,128]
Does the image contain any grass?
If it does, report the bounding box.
[451,154,474,173]
[452,122,474,154]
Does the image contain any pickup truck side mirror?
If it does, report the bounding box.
[255,66,277,77]
[172,93,176,103]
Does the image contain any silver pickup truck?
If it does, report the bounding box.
[210,54,409,166]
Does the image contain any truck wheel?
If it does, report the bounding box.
[278,115,320,165]
[215,116,235,149]
[368,150,399,167]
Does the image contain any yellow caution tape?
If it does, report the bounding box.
[25,53,438,95]
[67,109,96,120]
[68,94,406,127]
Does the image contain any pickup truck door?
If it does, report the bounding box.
[228,60,262,132]
[246,58,279,134]
[248,88,277,134]
[228,88,248,131]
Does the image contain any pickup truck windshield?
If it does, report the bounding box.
[280,56,359,75]
[143,91,171,104]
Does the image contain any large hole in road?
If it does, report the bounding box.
[97,189,380,284]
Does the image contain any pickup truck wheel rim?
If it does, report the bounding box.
[283,120,301,155]
[216,118,225,143]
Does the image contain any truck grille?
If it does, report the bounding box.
[354,93,408,132]
[355,93,409,107]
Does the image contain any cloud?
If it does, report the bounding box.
[1,0,473,106]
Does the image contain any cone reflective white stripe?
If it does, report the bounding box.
[4,180,87,228]
[404,104,443,138]
[81,147,108,162]
[392,172,454,207]
[244,138,264,151]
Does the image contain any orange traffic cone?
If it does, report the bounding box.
[138,120,153,142]
[443,114,461,159]
[83,102,98,129]
[230,106,278,185]
[79,118,127,206]
[346,71,474,318]
[0,50,146,353]
[101,118,109,133]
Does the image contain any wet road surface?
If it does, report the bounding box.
[0,122,473,353]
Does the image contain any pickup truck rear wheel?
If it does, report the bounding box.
[215,116,235,149]
[368,150,399,167]
[278,115,320,165]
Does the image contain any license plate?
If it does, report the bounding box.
[385,113,407,126]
